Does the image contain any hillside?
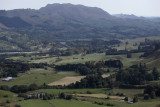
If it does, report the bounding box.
[0,3,160,52]
[142,49,160,68]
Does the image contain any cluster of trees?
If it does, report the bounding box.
[140,42,160,58]
[55,60,122,75]
[67,39,121,48]
[0,59,51,77]
[68,75,113,89]
[116,64,159,85]
[0,84,39,93]
[55,61,106,75]
[144,85,160,99]
[10,84,38,93]
[59,93,73,100]
[104,59,123,69]
[0,62,30,77]
[106,48,154,56]
[138,39,160,57]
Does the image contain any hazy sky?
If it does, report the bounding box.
[0,0,160,17]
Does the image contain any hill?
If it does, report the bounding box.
[0,3,160,52]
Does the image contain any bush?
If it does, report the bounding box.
[124,97,128,101]
[0,85,10,91]
[3,95,8,98]
[106,103,114,106]
[105,96,110,99]
[144,94,149,100]
[59,93,65,99]
[15,104,21,107]
[86,90,92,94]
[66,95,72,100]
[6,100,10,103]
[133,96,138,103]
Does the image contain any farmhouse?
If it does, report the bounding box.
[2,77,13,81]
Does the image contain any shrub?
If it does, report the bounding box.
[86,90,92,94]
[144,94,149,100]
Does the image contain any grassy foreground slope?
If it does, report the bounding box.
[18,99,160,107]
[19,100,51,107]
[19,99,107,107]
[0,90,22,103]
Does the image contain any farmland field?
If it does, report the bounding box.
[0,68,79,87]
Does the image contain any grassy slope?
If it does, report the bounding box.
[49,99,107,107]
[19,99,51,107]
[18,98,160,107]
[0,90,22,102]
[19,99,107,107]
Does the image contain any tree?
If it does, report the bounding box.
[152,67,159,80]
[144,94,149,100]
[124,97,128,101]
[133,96,138,103]
[59,93,65,99]
[10,85,28,93]
[127,53,132,58]
[66,95,72,100]
[0,85,9,91]
[29,84,38,91]
[150,91,156,99]
[10,85,19,93]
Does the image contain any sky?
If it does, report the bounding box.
[0,0,160,17]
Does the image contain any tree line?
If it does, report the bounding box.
[55,60,123,75]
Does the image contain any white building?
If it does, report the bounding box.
[2,77,13,81]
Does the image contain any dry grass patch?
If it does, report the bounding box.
[77,94,107,98]
[48,76,85,86]
[102,74,110,78]
[48,74,109,86]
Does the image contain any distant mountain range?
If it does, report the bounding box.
[0,3,160,51]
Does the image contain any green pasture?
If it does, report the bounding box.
[0,68,79,87]
[0,90,22,102]
[19,99,107,107]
